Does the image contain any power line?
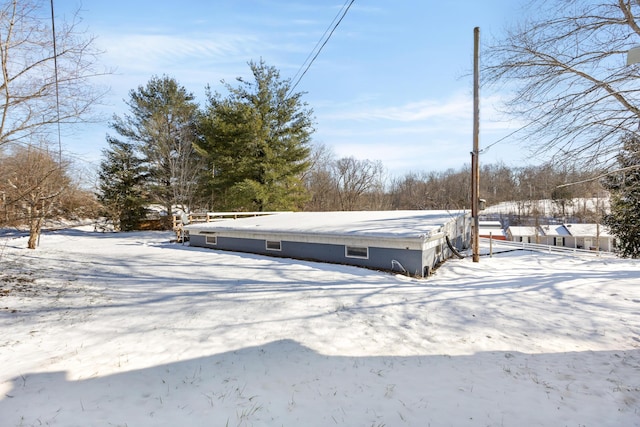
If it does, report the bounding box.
[50,0,62,162]
[287,0,355,97]
[480,119,536,155]
[289,4,345,87]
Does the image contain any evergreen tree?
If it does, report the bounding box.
[602,135,640,258]
[197,60,314,211]
[111,75,202,223]
[97,137,148,231]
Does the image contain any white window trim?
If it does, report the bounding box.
[345,245,368,259]
[206,235,217,245]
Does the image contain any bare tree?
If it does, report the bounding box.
[333,156,385,211]
[303,143,339,211]
[2,145,70,248]
[483,0,640,168]
[0,0,105,149]
[302,146,389,211]
[389,172,430,210]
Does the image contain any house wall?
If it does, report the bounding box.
[421,240,443,276]
[442,213,470,250]
[509,233,537,243]
[506,226,540,243]
[420,213,470,275]
[570,236,614,251]
[189,234,426,276]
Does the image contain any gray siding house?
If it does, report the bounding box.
[186,210,471,277]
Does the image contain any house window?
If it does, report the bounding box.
[266,240,282,251]
[555,237,563,247]
[345,246,368,259]
[206,235,217,245]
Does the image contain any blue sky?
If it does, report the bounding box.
[55,0,534,178]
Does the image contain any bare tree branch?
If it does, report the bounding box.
[483,0,640,167]
[0,0,107,148]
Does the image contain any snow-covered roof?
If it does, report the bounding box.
[185,210,468,240]
[565,223,613,237]
[539,224,571,236]
[507,226,538,236]
[478,220,502,228]
[478,228,506,237]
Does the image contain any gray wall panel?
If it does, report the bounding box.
[190,235,425,275]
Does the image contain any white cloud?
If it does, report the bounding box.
[336,96,471,122]
[98,32,266,72]
[321,92,511,124]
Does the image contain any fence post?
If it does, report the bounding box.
[489,232,493,257]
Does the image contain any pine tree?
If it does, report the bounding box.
[97,137,148,231]
[111,76,203,222]
[197,60,314,211]
[602,135,640,258]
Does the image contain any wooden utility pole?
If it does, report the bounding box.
[472,27,480,262]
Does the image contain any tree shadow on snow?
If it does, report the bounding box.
[0,340,638,426]
[5,239,640,344]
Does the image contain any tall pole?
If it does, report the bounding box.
[472,27,480,262]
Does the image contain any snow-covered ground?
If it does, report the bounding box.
[1,227,639,426]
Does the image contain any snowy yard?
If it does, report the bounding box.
[1,227,639,426]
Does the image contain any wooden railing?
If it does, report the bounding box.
[172,211,289,242]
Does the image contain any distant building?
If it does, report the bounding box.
[506,223,616,252]
[506,226,538,243]
[538,224,571,247]
[478,220,507,240]
[564,223,615,252]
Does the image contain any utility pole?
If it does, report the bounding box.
[472,27,480,262]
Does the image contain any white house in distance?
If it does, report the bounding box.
[186,210,471,277]
[505,226,538,244]
[507,223,616,251]
[537,224,572,247]
[564,223,615,252]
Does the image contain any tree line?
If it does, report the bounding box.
[305,151,607,217]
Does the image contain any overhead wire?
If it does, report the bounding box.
[288,3,345,88]
[479,119,536,155]
[50,0,62,163]
[287,0,355,98]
